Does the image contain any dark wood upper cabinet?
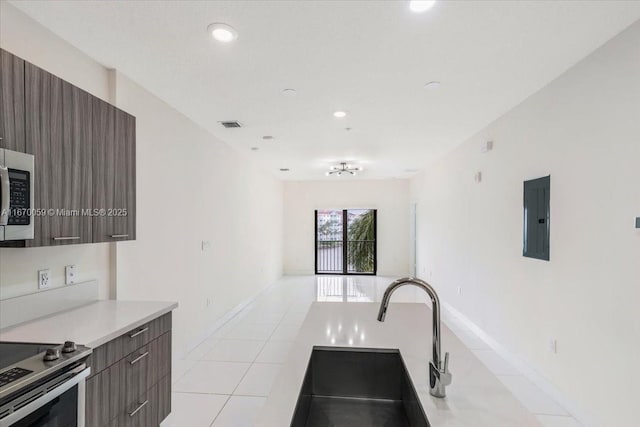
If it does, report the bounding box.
[25,63,94,246]
[114,109,136,241]
[92,98,136,242]
[0,49,26,152]
[1,48,135,247]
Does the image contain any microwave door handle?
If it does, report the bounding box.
[0,166,9,226]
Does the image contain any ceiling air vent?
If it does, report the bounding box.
[220,121,242,128]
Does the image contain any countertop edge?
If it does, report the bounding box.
[86,302,178,348]
[0,300,178,349]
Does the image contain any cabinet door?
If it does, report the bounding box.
[113,109,136,240]
[92,99,135,243]
[86,370,110,427]
[25,63,92,246]
[0,49,26,152]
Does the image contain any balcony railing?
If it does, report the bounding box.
[316,240,375,274]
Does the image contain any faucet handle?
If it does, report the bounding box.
[441,352,452,386]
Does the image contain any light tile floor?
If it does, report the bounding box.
[162,275,583,426]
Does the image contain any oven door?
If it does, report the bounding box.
[0,148,35,242]
[0,365,90,427]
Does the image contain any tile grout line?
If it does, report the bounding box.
[205,289,290,427]
[207,394,232,427]
[225,296,291,398]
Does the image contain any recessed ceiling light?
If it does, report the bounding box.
[409,1,436,13]
[250,147,259,151]
[333,111,347,118]
[262,135,274,140]
[207,23,238,43]
[282,88,297,96]
[424,81,441,90]
[279,168,290,172]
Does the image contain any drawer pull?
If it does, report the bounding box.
[129,327,149,338]
[110,234,129,238]
[128,400,148,417]
[129,351,149,365]
[53,236,80,241]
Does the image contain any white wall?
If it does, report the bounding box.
[112,72,283,355]
[410,21,640,427]
[284,179,410,276]
[0,3,284,357]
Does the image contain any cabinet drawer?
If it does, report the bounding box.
[88,312,171,375]
[109,332,171,421]
[110,375,170,427]
[148,332,171,385]
[109,344,150,421]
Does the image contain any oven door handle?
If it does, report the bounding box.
[0,165,9,226]
[0,366,90,427]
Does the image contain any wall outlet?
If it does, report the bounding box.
[202,240,212,251]
[38,269,51,290]
[457,286,462,296]
[65,265,77,285]
[548,338,558,354]
[206,297,212,308]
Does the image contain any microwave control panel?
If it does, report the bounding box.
[8,169,30,226]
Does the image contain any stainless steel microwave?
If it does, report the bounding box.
[0,148,35,241]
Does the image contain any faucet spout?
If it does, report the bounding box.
[377,277,452,398]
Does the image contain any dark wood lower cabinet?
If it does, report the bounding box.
[86,370,111,427]
[109,376,171,427]
[86,313,172,427]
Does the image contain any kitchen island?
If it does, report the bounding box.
[259,302,542,426]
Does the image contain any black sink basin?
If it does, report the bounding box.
[290,347,430,427]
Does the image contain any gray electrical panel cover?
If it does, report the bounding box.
[523,175,550,261]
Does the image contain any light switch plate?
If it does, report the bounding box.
[65,265,77,285]
[38,269,51,290]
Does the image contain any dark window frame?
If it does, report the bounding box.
[315,209,377,275]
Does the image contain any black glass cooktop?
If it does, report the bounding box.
[0,342,54,370]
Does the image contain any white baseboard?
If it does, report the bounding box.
[442,301,600,427]
[175,279,280,361]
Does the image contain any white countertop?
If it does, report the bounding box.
[0,300,177,348]
[259,302,542,427]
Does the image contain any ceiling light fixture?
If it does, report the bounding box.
[333,111,347,118]
[279,168,290,172]
[250,147,259,151]
[424,81,441,90]
[262,135,274,140]
[325,162,362,177]
[409,1,436,13]
[207,23,238,43]
[282,88,297,96]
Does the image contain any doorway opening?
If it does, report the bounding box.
[315,209,377,275]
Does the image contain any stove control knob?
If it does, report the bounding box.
[44,348,60,361]
[62,341,77,353]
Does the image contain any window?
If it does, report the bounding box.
[315,209,377,275]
